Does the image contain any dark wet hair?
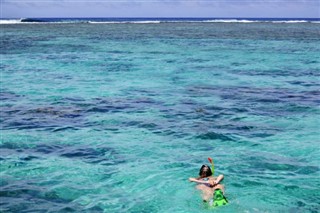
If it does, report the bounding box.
[199,164,212,177]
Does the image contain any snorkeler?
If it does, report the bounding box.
[189,164,228,206]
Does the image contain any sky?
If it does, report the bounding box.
[1,0,319,18]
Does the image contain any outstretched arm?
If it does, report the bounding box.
[214,174,224,184]
[189,177,216,187]
[189,178,207,184]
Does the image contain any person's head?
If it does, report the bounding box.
[199,164,212,178]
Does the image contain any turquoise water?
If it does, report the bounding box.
[1,22,320,212]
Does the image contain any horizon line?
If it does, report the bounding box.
[2,16,320,19]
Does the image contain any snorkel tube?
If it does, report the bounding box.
[208,157,215,176]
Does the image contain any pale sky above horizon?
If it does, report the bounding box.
[1,0,319,19]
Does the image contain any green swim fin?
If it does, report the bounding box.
[212,189,228,207]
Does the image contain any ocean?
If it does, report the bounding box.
[1,18,320,212]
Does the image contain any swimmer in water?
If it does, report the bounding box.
[189,164,226,203]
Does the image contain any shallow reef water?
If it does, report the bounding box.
[1,21,320,212]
